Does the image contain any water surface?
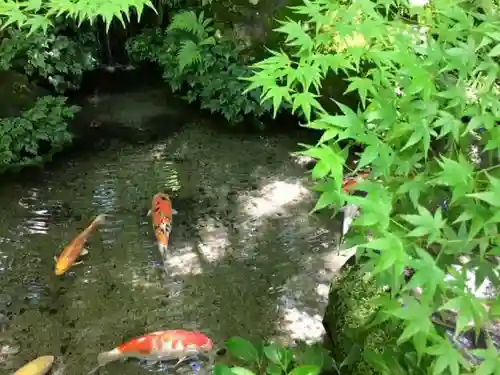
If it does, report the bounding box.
[0,123,341,374]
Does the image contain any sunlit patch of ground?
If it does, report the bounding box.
[164,245,203,277]
[240,179,312,219]
[162,217,231,276]
[196,217,230,263]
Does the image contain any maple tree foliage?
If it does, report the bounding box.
[0,0,156,33]
[242,0,500,374]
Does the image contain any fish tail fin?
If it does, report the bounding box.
[94,214,107,225]
[158,242,169,263]
[158,242,169,252]
[97,349,122,366]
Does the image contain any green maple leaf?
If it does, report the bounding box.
[426,339,464,375]
[406,247,446,300]
[344,76,375,108]
[316,128,340,144]
[249,49,291,70]
[400,205,446,242]
[243,70,280,100]
[361,233,406,273]
[291,91,324,122]
[468,173,500,208]
[356,144,378,170]
[388,298,434,344]
[489,297,500,319]
[274,18,314,55]
[310,159,330,179]
[488,43,500,57]
[400,122,435,157]
[431,154,475,202]
[294,60,323,93]
[309,178,342,212]
[331,100,365,139]
[439,294,489,336]
[396,175,427,208]
[471,259,500,292]
[345,180,393,230]
[433,111,463,141]
[260,85,292,118]
[472,340,500,375]
[299,143,346,184]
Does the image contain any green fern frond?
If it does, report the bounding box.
[168,10,213,40]
[177,39,201,72]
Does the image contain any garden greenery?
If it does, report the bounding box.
[0,0,155,33]
[0,0,498,372]
[244,0,500,374]
[127,10,278,124]
[0,95,79,170]
[214,337,331,375]
[0,26,96,92]
[0,0,147,170]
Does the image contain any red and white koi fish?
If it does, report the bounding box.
[147,193,177,259]
[14,355,54,375]
[97,330,214,367]
[54,214,106,276]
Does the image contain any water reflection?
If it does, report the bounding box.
[0,124,341,374]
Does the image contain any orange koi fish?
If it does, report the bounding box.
[343,171,370,194]
[14,355,54,375]
[97,330,214,367]
[147,193,177,258]
[54,214,106,276]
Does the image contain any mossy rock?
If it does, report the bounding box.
[0,70,48,118]
[210,0,304,57]
[322,264,397,375]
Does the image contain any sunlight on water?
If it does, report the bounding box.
[241,180,311,219]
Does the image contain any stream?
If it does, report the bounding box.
[0,122,345,374]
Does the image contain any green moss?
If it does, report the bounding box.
[324,265,394,375]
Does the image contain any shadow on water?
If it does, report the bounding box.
[0,122,341,374]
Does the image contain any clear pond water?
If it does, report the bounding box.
[0,123,341,374]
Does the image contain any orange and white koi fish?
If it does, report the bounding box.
[14,355,54,375]
[54,214,106,276]
[97,330,214,368]
[147,193,177,258]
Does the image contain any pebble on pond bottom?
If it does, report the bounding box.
[139,358,204,374]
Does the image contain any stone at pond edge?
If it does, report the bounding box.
[211,0,302,55]
[322,264,395,375]
[0,70,48,118]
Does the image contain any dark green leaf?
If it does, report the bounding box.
[263,343,292,369]
[288,365,321,375]
[226,337,260,363]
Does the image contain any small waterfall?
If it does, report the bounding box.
[95,17,134,72]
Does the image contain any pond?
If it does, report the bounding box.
[0,122,346,374]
